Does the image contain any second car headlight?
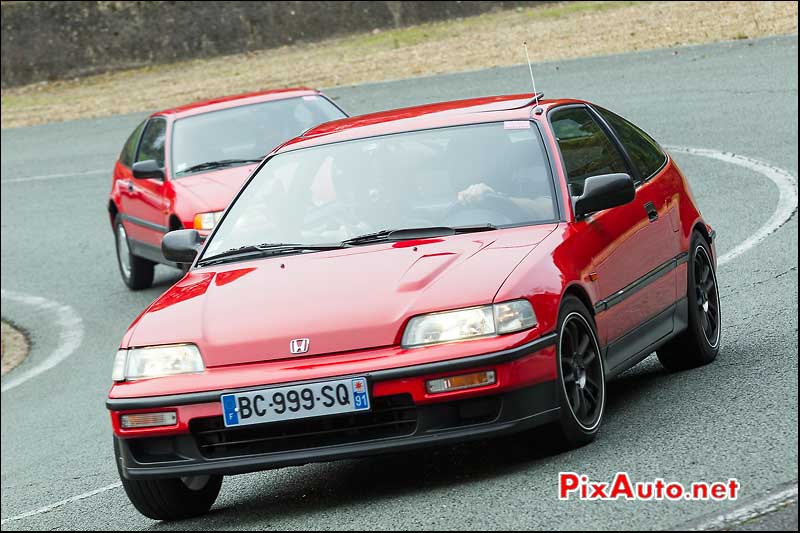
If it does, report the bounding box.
[402,299,537,348]
[112,344,205,381]
[193,211,223,230]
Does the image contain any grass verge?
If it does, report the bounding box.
[1,320,29,376]
[1,1,797,128]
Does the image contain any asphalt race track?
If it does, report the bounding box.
[1,36,797,530]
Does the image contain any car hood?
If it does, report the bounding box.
[127,224,557,367]
[171,165,258,211]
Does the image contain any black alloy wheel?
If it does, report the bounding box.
[560,311,605,431]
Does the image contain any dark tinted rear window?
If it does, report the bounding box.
[595,107,666,181]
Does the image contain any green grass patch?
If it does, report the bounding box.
[338,1,641,52]
[530,1,641,19]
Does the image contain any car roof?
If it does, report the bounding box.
[275,94,582,154]
[152,87,322,120]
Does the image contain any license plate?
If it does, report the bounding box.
[221,377,370,428]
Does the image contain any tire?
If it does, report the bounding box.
[114,214,155,290]
[115,440,222,521]
[546,295,606,450]
[657,231,721,371]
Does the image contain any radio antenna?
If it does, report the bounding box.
[523,41,541,110]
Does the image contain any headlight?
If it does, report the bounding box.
[402,299,537,348]
[112,344,204,381]
[193,211,223,230]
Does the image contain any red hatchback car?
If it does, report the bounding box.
[107,94,720,520]
[108,88,347,289]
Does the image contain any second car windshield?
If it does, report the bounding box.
[201,122,558,259]
[171,95,345,177]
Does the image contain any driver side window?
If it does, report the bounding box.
[119,121,145,168]
[135,119,167,168]
[551,107,627,196]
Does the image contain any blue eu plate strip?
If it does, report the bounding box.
[221,394,239,426]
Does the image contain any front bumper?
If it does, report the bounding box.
[115,383,559,479]
[110,334,559,480]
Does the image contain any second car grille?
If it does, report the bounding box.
[191,394,417,459]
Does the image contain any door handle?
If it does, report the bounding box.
[127,180,135,193]
[644,201,658,222]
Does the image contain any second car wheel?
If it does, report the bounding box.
[547,294,606,450]
[114,214,155,290]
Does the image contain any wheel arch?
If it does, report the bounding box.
[561,282,596,318]
[108,200,119,227]
[557,281,607,353]
[692,221,713,247]
[690,220,716,264]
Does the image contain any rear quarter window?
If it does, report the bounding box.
[595,107,667,181]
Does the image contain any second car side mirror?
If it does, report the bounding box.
[574,173,635,219]
[162,229,201,264]
[132,159,164,180]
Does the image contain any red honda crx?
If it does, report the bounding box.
[108,88,347,289]
[107,94,720,520]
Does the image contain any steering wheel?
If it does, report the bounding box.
[442,192,530,227]
[297,201,360,237]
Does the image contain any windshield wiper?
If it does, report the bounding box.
[199,225,498,265]
[341,224,497,246]
[178,159,263,174]
[197,242,345,267]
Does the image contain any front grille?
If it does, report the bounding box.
[191,394,417,459]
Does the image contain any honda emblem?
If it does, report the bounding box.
[289,338,310,354]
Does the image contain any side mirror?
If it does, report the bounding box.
[162,229,201,264]
[574,173,635,219]
[132,160,164,180]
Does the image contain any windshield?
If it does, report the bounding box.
[201,121,557,259]
[171,95,345,177]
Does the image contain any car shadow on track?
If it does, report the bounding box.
[605,355,676,409]
[145,356,681,530]
[149,438,563,530]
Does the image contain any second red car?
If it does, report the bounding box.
[108,88,347,289]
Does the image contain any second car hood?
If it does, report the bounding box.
[128,225,556,367]
[172,165,258,211]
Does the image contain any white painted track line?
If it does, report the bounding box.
[688,482,798,530]
[666,146,799,267]
[0,483,122,525]
[0,289,85,393]
[1,168,106,184]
